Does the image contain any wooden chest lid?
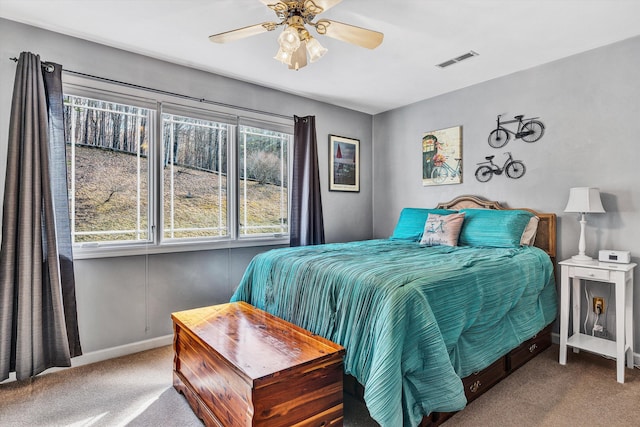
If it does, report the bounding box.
[172,302,344,382]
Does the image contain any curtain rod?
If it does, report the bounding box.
[9,56,292,121]
[10,56,55,73]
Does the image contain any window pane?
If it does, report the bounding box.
[63,95,150,244]
[162,114,229,240]
[239,125,290,237]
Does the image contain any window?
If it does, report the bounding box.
[63,86,292,255]
[239,124,290,237]
[162,112,230,241]
[64,95,152,244]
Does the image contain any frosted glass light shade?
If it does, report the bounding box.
[306,37,327,63]
[274,48,293,65]
[564,187,605,213]
[277,26,301,52]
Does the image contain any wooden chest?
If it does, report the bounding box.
[172,302,345,427]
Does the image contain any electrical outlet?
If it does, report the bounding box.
[593,297,605,314]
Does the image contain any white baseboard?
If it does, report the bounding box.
[1,334,173,384]
[551,332,640,368]
[69,334,173,368]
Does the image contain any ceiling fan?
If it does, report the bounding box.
[209,0,384,70]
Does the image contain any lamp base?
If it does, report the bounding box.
[571,254,597,264]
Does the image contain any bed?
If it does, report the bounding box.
[230,195,557,426]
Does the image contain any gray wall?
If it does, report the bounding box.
[0,19,373,353]
[373,36,640,353]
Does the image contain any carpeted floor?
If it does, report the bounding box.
[0,344,638,426]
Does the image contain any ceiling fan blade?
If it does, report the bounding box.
[315,19,383,49]
[209,22,277,43]
[258,0,288,15]
[305,0,343,13]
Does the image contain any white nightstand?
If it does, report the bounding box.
[558,259,636,383]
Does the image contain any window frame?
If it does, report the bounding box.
[63,76,292,259]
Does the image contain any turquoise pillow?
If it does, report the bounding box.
[458,209,534,247]
[390,208,457,241]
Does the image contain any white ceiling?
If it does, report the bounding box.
[2,0,640,114]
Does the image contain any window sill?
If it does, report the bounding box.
[72,237,290,260]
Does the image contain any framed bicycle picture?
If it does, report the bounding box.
[422,125,462,186]
[329,134,359,192]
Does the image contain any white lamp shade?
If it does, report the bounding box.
[564,187,605,213]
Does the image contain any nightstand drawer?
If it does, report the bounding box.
[571,266,609,281]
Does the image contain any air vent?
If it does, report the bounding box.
[437,59,457,68]
[437,51,479,68]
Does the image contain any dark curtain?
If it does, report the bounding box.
[290,115,325,246]
[43,59,82,359]
[0,52,81,382]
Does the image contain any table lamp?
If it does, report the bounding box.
[564,187,605,263]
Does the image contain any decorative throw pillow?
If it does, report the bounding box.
[458,208,534,248]
[390,208,457,241]
[419,213,465,246]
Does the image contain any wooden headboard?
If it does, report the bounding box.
[436,195,557,263]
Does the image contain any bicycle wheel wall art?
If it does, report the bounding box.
[488,114,544,148]
[422,125,462,186]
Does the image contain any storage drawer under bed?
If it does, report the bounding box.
[462,357,507,403]
[507,324,553,372]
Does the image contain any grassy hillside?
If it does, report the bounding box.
[71,145,287,242]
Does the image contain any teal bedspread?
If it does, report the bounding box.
[231,239,557,427]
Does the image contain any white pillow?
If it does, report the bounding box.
[520,216,539,246]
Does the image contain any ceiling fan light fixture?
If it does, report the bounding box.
[210,0,383,71]
[306,37,327,63]
[277,26,301,52]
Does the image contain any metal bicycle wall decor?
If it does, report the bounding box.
[475,152,525,182]
[475,113,544,182]
[488,114,544,148]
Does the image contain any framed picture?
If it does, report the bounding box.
[329,135,360,192]
[422,125,462,186]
